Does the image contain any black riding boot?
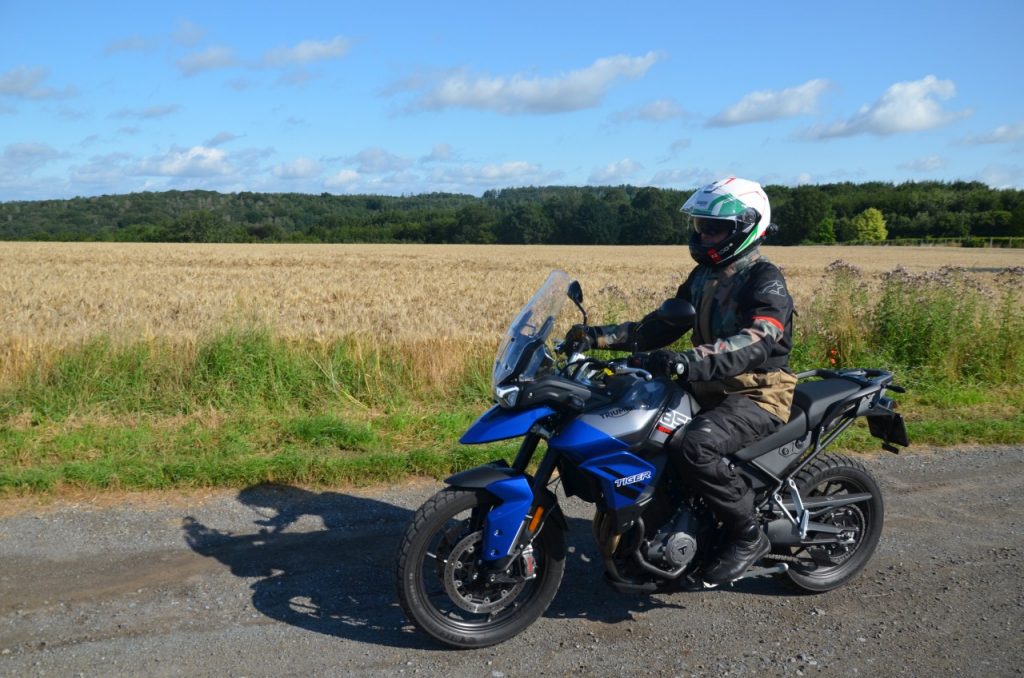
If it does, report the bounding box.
[703,521,770,586]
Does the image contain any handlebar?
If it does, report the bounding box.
[563,355,653,383]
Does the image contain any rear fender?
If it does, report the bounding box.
[445,461,566,561]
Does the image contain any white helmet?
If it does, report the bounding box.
[680,176,771,266]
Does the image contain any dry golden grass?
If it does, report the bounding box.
[1,241,1021,383]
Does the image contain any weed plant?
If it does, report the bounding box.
[806,262,1024,387]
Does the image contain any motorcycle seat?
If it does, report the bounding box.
[732,406,808,463]
[793,379,862,430]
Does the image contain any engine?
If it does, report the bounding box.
[642,504,701,571]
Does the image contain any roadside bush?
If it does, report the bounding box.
[807,261,1024,385]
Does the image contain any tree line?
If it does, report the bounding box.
[1,181,1022,245]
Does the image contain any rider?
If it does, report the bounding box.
[567,176,795,586]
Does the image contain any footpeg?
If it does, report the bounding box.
[734,562,789,582]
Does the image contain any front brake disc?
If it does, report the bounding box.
[442,531,525,614]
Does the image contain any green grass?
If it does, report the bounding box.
[1,264,1022,495]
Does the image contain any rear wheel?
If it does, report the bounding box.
[785,454,884,592]
[395,488,566,648]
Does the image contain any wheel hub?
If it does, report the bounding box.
[442,530,525,614]
[815,505,865,564]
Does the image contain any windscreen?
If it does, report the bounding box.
[492,270,572,389]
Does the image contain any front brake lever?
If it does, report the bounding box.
[613,365,653,381]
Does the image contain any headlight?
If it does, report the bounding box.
[495,384,520,409]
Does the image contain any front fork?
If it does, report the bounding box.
[448,432,564,574]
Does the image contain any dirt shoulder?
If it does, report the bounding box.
[1,446,1022,677]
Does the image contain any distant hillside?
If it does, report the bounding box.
[1,182,1022,245]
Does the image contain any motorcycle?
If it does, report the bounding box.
[395,270,909,648]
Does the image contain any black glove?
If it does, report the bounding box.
[564,324,598,352]
[645,349,687,378]
[627,353,647,369]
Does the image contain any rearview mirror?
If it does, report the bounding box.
[567,280,587,325]
[656,298,696,327]
[568,280,583,306]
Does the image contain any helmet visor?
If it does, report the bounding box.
[687,215,736,237]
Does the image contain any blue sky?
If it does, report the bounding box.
[2,1,1023,200]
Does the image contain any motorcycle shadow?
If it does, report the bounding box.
[182,483,434,649]
[180,484,769,649]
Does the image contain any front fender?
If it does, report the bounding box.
[446,461,567,561]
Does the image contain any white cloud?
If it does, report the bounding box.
[350,147,413,174]
[960,121,1024,145]
[612,98,687,123]
[58,107,89,120]
[421,143,456,163]
[104,35,155,54]
[978,164,1024,189]
[173,20,205,47]
[177,46,237,76]
[800,75,970,139]
[137,146,233,177]
[761,168,866,186]
[227,77,254,91]
[0,142,64,174]
[465,161,538,181]
[589,158,643,184]
[900,155,946,172]
[204,131,240,147]
[264,37,351,66]
[427,161,552,188]
[319,160,558,195]
[710,79,832,127]
[668,138,691,155]
[0,66,47,95]
[324,169,360,189]
[112,104,181,119]
[361,171,422,191]
[276,69,317,87]
[272,157,322,179]
[399,52,662,114]
[0,65,75,100]
[648,167,709,187]
[69,152,135,186]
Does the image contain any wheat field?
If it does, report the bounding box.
[1,241,1021,382]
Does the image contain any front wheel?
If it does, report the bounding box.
[785,454,884,593]
[395,488,566,648]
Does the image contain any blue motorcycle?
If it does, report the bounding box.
[395,270,909,648]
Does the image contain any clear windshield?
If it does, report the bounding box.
[493,270,571,390]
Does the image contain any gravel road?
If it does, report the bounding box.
[1,446,1022,677]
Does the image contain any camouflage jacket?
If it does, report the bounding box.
[593,249,796,421]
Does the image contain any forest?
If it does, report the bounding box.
[1,181,1022,246]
